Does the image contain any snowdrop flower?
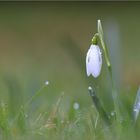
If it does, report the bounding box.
[86,44,102,78]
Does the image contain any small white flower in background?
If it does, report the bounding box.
[86,44,102,78]
[45,80,49,85]
[73,102,80,110]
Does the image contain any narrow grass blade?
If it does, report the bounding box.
[0,102,9,138]
[43,93,64,129]
[133,86,140,122]
[17,106,27,133]
[88,86,110,125]
[25,84,47,108]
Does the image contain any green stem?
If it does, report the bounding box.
[91,33,98,45]
[92,33,111,69]
[109,70,122,122]
[91,20,122,122]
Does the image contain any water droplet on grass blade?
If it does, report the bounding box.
[73,102,80,110]
[45,80,49,85]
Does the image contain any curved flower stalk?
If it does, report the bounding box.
[96,20,122,122]
[87,20,122,123]
[86,44,102,78]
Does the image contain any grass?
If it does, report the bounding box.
[0,85,139,140]
[0,86,99,140]
[0,65,139,140]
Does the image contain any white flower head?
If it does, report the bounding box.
[86,44,102,78]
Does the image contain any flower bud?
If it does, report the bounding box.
[86,44,102,78]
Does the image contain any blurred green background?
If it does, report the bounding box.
[0,2,139,117]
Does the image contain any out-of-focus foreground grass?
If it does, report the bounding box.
[0,2,140,140]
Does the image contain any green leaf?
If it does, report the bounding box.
[97,19,104,41]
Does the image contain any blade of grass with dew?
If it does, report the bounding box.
[133,86,140,122]
[12,82,49,135]
[88,86,110,125]
[24,84,48,108]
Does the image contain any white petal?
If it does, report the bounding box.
[86,45,102,78]
[86,46,92,76]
